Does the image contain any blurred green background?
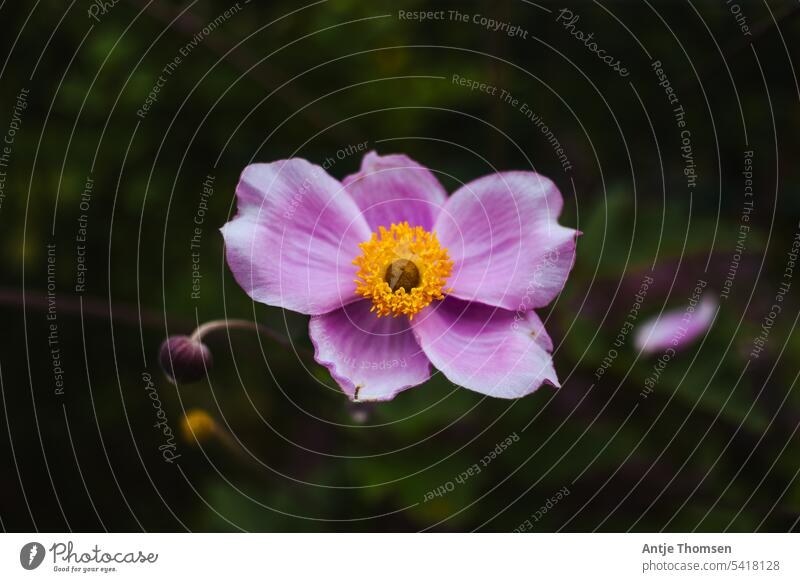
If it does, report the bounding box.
[1,0,799,532]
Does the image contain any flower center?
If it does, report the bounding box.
[384,258,420,293]
[353,222,452,319]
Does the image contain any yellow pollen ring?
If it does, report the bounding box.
[353,222,452,319]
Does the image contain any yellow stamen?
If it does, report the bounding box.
[353,222,452,319]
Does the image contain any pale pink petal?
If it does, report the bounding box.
[435,172,579,311]
[634,294,717,354]
[342,151,448,231]
[309,300,431,401]
[221,160,371,315]
[412,297,559,398]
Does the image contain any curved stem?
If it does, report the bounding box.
[190,319,313,360]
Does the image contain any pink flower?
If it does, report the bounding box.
[221,152,579,401]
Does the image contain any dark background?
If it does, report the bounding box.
[1,0,799,532]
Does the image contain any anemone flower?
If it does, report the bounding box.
[221,152,579,401]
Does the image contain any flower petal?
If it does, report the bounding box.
[221,160,371,315]
[435,172,579,311]
[412,297,559,398]
[342,151,448,231]
[309,300,431,401]
[634,294,717,354]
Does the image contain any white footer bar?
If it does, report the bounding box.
[1,533,796,581]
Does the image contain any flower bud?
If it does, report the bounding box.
[159,335,212,384]
[181,409,218,443]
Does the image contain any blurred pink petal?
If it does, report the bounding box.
[634,294,717,354]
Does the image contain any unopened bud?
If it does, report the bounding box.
[181,409,218,443]
[159,335,212,384]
